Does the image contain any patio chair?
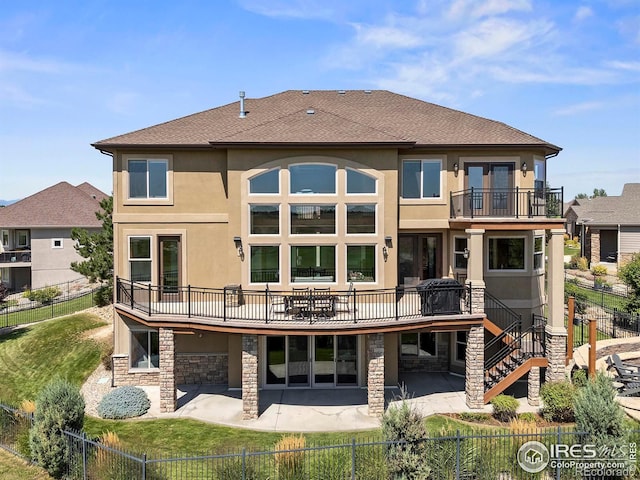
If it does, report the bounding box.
[313,287,334,318]
[607,354,640,382]
[290,287,311,318]
[335,282,354,313]
[619,382,640,397]
[266,285,287,316]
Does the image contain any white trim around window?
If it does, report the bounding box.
[533,235,544,271]
[51,238,63,249]
[128,236,152,283]
[130,329,159,370]
[400,158,444,203]
[123,154,173,205]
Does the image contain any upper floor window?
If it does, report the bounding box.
[129,236,152,282]
[346,245,375,282]
[51,238,63,249]
[249,169,279,194]
[402,160,441,199]
[16,230,29,248]
[250,245,279,283]
[454,237,468,269]
[346,205,376,234]
[290,164,336,194]
[129,159,168,199]
[346,169,376,194]
[290,205,336,234]
[1,230,8,248]
[250,205,279,235]
[488,237,525,270]
[534,159,546,195]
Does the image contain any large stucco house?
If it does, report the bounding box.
[94,90,567,418]
[0,182,108,291]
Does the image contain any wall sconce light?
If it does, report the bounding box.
[453,163,459,177]
[463,247,470,259]
[385,236,393,248]
[382,245,389,261]
[233,236,244,260]
[521,162,527,176]
[383,236,393,262]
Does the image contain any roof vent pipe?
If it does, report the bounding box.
[239,91,246,118]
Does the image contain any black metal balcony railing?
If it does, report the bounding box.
[0,250,31,264]
[115,277,480,325]
[450,187,563,219]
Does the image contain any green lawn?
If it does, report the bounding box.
[0,449,52,480]
[564,245,581,256]
[0,313,108,403]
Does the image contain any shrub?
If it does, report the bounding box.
[574,372,626,446]
[591,265,608,277]
[23,286,62,304]
[458,412,491,423]
[576,256,589,271]
[563,233,570,241]
[381,394,431,479]
[517,412,538,423]
[571,368,588,388]
[29,379,85,479]
[490,394,519,422]
[619,253,640,312]
[541,380,576,423]
[94,284,113,307]
[97,386,150,419]
[274,434,305,480]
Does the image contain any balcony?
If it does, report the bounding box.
[115,278,484,332]
[450,187,563,219]
[0,249,31,264]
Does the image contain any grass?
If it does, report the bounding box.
[0,292,95,329]
[564,244,581,256]
[0,449,52,480]
[0,312,108,403]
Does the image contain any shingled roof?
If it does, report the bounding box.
[93,90,560,153]
[570,183,640,226]
[0,182,108,228]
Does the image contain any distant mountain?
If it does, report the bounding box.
[0,199,18,207]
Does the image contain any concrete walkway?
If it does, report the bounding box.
[133,373,538,432]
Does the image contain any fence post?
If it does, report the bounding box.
[242,447,246,480]
[351,438,356,480]
[455,429,461,480]
[82,432,88,480]
[353,289,357,323]
[142,453,147,480]
[187,285,191,318]
[148,284,152,316]
[556,427,562,480]
[588,319,597,378]
[566,296,574,364]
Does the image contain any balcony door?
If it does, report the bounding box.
[158,236,181,301]
[398,234,442,286]
[465,163,514,216]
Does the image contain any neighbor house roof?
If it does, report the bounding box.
[93,90,560,153]
[0,182,108,229]
[569,183,640,227]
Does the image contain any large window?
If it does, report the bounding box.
[291,246,335,282]
[290,205,335,234]
[346,168,376,194]
[129,237,152,282]
[290,164,336,194]
[402,160,441,199]
[401,332,437,356]
[488,237,525,270]
[454,237,468,269]
[346,245,375,282]
[250,169,279,194]
[346,205,375,234]
[131,330,159,369]
[251,246,280,283]
[534,236,544,270]
[250,205,279,235]
[129,159,168,199]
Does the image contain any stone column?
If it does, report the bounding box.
[159,328,176,413]
[528,366,540,406]
[242,334,259,420]
[546,229,567,383]
[590,228,600,266]
[465,229,485,314]
[367,333,385,417]
[465,326,484,409]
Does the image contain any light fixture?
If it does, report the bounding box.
[453,163,459,177]
[463,247,470,259]
[382,245,388,261]
[385,236,393,248]
[521,162,527,176]
[233,236,244,259]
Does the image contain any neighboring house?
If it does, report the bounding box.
[566,183,640,267]
[93,90,567,419]
[0,182,108,290]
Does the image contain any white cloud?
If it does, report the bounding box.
[472,0,532,18]
[237,0,338,20]
[353,24,425,49]
[574,6,593,22]
[553,101,605,116]
[0,49,67,74]
[606,60,640,72]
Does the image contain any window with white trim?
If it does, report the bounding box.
[346,168,376,194]
[51,238,63,249]
[128,159,168,199]
[290,164,336,194]
[131,330,159,369]
[401,332,437,356]
[129,236,152,282]
[1,230,8,248]
[250,205,279,235]
[454,237,468,269]
[488,237,525,270]
[249,169,279,194]
[346,245,375,282]
[290,205,336,235]
[402,159,442,199]
[346,204,375,234]
[16,230,29,248]
[533,236,544,270]
[250,245,279,283]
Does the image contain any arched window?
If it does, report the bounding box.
[290,164,336,194]
[249,169,279,194]
[346,168,376,194]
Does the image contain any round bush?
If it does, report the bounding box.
[98,386,150,419]
[490,394,519,422]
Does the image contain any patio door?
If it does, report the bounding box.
[313,336,335,386]
[464,163,514,216]
[398,234,442,285]
[159,236,181,301]
[287,336,310,386]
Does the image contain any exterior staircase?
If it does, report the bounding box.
[483,291,547,403]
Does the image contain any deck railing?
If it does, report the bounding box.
[115,277,480,325]
[450,187,563,218]
[0,249,31,264]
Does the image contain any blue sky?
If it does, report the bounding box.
[1,0,638,200]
